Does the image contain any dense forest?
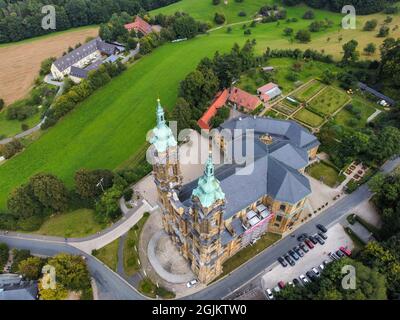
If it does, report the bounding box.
[283,0,399,15]
[0,0,180,43]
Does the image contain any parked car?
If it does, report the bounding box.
[319,264,325,271]
[309,236,318,245]
[340,246,352,257]
[299,274,310,284]
[297,233,308,242]
[273,286,281,293]
[312,267,320,276]
[278,281,285,289]
[278,256,288,267]
[186,279,198,288]
[329,252,339,261]
[318,232,328,240]
[293,246,304,257]
[288,282,294,287]
[284,254,295,266]
[314,234,325,245]
[266,288,274,300]
[304,238,315,249]
[306,271,317,281]
[299,242,309,253]
[293,278,300,286]
[323,259,330,266]
[288,249,300,261]
[336,250,345,258]
[316,224,328,233]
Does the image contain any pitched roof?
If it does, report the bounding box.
[258,82,278,93]
[53,37,119,72]
[180,116,319,220]
[228,87,262,111]
[125,16,153,35]
[197,90,229,129]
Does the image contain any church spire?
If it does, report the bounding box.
[156,98,166,128]
[204,152,215,179]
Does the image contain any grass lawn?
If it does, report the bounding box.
[93,238,120,271]
[294,108,324,127]
[293,80,325,102]
[306,161,345,188]
[123,213,149,276]
[138,277,175,299]
[216,232,281,281]
[335,95,377,129]
[0,1,397,210]
[0,111,41,138]
[33,209,103,238]
[309,86,349,115]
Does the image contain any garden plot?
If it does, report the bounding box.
[294,80,326,102]
[308,86,349,116]
[273,98,300,115]
[294,108,325,128]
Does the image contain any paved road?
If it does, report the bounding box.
[1,157,398,300]
[0,235,145,300]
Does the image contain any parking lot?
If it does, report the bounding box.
[261,223,354,291]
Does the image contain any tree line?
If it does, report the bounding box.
[0,0,180,43]
[282,0,398,15]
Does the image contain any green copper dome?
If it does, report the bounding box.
[192,154,225,208]
[149,99,177,153]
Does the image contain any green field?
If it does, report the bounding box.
[294,80,325,102]
[33,209,103,238]
[93,238,120,271]
[306,161,345,188]
[335,96,377,128]
[0,0,396,210]
[294,108,324,127]
[309,86,349,115]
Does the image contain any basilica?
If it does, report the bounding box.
[147,99,320,283]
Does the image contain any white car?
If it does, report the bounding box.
[312,267,320,276]
[299,274,309,284]
[266,288,274,300]
[319,264,325,271]
[186,279,198,288]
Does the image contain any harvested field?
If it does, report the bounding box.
[0,26,98,105]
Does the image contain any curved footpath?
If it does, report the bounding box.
[0,157,399,300]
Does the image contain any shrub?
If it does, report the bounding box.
[2,139,23,159]
[295,29,311,43]
[363,19,378,31]
[0,98,4,111]
[302,10,315,20]
[214,12,226,25]
[123,188,134,201]
[244,29,252,35]
[377,25,390,37]
[238,11,246,17]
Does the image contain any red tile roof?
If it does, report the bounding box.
[197,90,230,130]
[228,87,262,111]
[124,16,153,35]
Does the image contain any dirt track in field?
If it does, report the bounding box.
[0,27,98,105]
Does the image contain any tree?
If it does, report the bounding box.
[342,40,359,63]
[295,29,311,43]
[38,282,68,300]
[18,257,45,280]
[283,27,293,36]
[368,126,400,163]
[171,98,194,133]
[0,243,9,271]
[47,253,91,292]
[377,25,390,37]
[0,98,4,111]
[321,69,336,84]
[39,57,56,76]
[364,43,376,55]
[7,184,42,219]
[95,186,123,222]
[302,10,315,20]
[2,139,23,159]
[75,169,114,199]
[212,0,221,4]
[29,174,69,212]
[380,38,400,87]
[214,13,226,25]
[363,19,378,31]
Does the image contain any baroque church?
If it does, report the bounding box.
[147,99,320,283]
